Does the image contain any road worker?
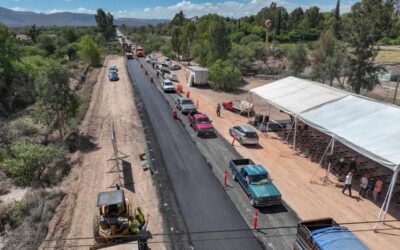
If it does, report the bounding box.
[129,216,140,234]
[135,207,145,229]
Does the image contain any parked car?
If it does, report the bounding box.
[162,79,175,93]
[167,73,179,82]
[175,97,197,114]
[108,65,118,73]
[229,125,259,145]
[163,58,172,67]
[229,159,281,207]
[161,63,170,73]
[188,111,214,136]
[108,71,119,81]
[170,64,182,70]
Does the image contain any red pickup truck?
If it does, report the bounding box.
[188,112,214,136]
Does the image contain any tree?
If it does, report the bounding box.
[27,24,40,43]
[332,0,341,39]
[289,8,304,29]
[301,6,323,29]
[60,27,77,43]
[208,60,242,91]
[288,44,307,76]
[171,27,182,58]
[180,21,196,59]
[207,16,231,64]
[311,30,348,85]
[35,63,80,140]
[95,8,115,40]
[38,35,56,55]
[77,35,102,66]
[255,2,289,34]
[0,23,18,87]
[6,142,65,186]
[345,0,394,93]
[171,11,186,26]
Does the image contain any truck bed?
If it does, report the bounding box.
[230,159,255,167]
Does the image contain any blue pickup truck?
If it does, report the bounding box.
[229,159,282,207]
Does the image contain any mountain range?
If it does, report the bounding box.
[0,7,166,27]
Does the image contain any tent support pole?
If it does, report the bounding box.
[323,139,335,186]
[310,138,333,182]
[374,169,399,230]
[285,120,295,142]
[293,117,298,150]
[265,103,272,137]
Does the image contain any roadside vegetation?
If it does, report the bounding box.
[0,8,117,248]
[120,0,400,94]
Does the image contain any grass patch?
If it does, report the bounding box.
[375,50,400,64]
[3,189,65,250]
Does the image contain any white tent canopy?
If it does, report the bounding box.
[250,76,349,115]
[300,95,400,172]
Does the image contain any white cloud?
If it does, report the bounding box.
[9,1,356,19]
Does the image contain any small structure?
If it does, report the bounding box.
[378,66,400,82]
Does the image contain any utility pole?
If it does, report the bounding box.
[393,76,400,104]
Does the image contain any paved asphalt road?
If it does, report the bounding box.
[137,58,300,250]
[127,59,264,250]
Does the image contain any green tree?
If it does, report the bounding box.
[288,44,307,76]
[35,63,80,140]
[171,27,182,58]
[38,35,56,55]
[0,23,18,88]
[332,0,341,39]
[60,27,77,43]
[345,0,394,93]
[95,8,115,40]
[208,16,231,64]
[301,6,323,29]
[208,60,242,91]
[27,24,40,43]
[77,35,102,66]
[6,142,65,186]
[311,30,348,85]
[289,7,304,29]
[171,11,186,26]
[180,21,196,59]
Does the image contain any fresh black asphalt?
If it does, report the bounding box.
[127,59,264,250]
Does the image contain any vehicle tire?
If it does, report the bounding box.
[232,174,237,181]
[93,215,101,243]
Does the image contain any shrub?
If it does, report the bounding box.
[208,60,242,91]
[10,119,39,137]
[6,142,66,186]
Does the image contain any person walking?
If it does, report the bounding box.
[373,178,383,201]
[342,172,353,196]
[359,174,369,198]
[135,207,145,229]
[216,103,221,117]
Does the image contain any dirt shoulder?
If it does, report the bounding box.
[41,55,166,250]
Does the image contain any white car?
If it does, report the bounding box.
[167,73,179,82]
[163,58,172,67]
[162,79,175,93]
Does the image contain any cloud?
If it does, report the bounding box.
[45,7,96,14]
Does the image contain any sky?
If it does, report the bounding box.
[2,0,358,19]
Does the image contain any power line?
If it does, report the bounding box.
[11,227,400,249]
[4,219,400,243]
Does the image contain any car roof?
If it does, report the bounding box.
[237,125,256,133]
[194,113,208,118]
[178,97,191,101]
[163,79,172,83]
[109,65,117,68]
[97,190,125,206]
[243,165,267,175]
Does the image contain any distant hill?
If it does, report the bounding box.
[0,7,166,27]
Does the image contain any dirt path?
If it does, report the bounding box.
[41,55,166,250]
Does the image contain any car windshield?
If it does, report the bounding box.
[164,81,173,86]
[110,72,117,76]
[182,100,193,105]
[245,132,258,138]
[196,117,210,123]
[249,174,270,185]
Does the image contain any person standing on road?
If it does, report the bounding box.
[216,103,221,117]
[359,174,368,198]
[342,172,353,196]
[373,178,383,201]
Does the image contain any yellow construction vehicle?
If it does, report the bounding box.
[93,190,151,249]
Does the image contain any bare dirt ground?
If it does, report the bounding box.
[41,55,166,250]
[156,55,400,250]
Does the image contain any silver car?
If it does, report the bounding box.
[175,97,197,114]
[229,125,259,145]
